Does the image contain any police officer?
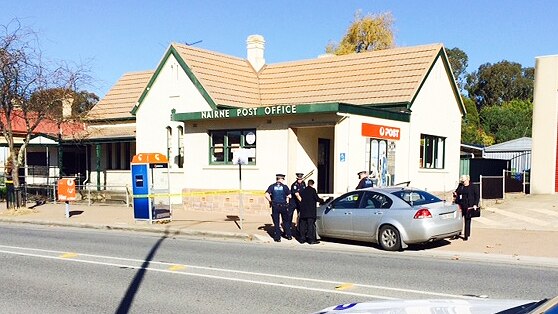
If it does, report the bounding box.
[265,174,292,242]
[289,172,306,235]
[356,170,373,189]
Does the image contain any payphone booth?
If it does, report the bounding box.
[131,153,172,223]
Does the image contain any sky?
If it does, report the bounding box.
[2,0,558,98]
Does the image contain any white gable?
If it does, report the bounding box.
[135,52,214,156]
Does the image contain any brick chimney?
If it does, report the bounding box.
[62,97,74,118]
[246,35,265,72]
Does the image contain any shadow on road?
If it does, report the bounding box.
[318,236,452,251]
[115,228,173,314]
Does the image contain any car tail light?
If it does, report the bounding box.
[414,208,432,219]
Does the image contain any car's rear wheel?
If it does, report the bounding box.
[379,225,401,251]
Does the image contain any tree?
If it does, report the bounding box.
[73,90,99,116]
[466,60,534,111]
[0,20,90,208]
[445,47,468,91]
[480,100,532,143]
[326,10,395,55]
[461,97,494,146]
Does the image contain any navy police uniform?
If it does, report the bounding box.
[289,172,306,233]
[356,171,373,189]
[265,174,291,242]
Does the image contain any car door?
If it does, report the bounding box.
[321,191,364,237]
[352,191,392,239]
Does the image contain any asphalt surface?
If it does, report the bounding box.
[1,192,558,267]
[1,224,556,313]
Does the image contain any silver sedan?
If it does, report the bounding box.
[316,187,462,251]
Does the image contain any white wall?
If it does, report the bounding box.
[333,114,409,194]
[407,56,462,192]
[135,53,213,164]
[531,55,558,194]
[182,114,339,192]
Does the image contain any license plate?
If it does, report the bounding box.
[440,212,455,219]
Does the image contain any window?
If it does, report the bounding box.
[391,190,442,206]
[107,143,113,170]
[106,143,132,170]
[166,127,172,161]
[177,126,184,168]
[362,191,392,209]
[420,134,445,169]
[331,191,363,209]
[209,129,256,164]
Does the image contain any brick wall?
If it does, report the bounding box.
[181,188,271,214]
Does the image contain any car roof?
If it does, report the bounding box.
[358,187,424,193]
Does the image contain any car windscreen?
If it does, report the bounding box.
[390,190,442,206]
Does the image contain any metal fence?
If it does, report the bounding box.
[2,182,132,207]
[479,169,530,203]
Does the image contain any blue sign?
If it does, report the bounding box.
[340,153,346,162]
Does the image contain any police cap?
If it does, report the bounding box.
[358,170,367,176]
[276,174,286,180]
[295,173,304,179]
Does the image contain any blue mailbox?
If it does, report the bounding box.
[131,153,171,223]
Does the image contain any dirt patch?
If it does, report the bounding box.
[0,208,38,216]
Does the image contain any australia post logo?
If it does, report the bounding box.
[361,123,401,141]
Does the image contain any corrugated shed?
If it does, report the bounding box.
[483,137,532,172]
[484,137,532,152]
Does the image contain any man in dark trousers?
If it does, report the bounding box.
[454,174,479,241]
[298,179,322,244]
[289,172,306,235]
[265,174,291,242]
[356,170,373,189]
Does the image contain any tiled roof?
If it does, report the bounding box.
[78,124,136,141]
[259,44,442,106]
[169,43,442,108]
[97,43,446,122]
[87,71,153,120]
[1,111,85,139]
[173,43,261,108]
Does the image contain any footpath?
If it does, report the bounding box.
[1,193,558,267]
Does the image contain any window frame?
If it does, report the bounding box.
[209,129,256,165]
[177,125,184,168]
[420,134,446,169]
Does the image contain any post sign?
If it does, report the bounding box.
[58,178,76,201]
[361,123,401,141]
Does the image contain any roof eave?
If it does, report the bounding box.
[408,46,466,115]
[131,45,218,116]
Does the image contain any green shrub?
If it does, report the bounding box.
[0,186,6,201]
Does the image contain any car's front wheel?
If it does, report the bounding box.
[379,225,402,251]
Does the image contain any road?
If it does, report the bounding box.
[0,223,556,313]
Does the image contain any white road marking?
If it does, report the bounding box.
[0,244,479,300]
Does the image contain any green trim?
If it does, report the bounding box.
[338,104,410,122]
[373,102,411,109]
[131,45,218,115]
[172,102,410,123]
[409,48,466,115]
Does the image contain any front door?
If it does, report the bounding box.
[318,138,330,193]
[352,191,392,239]
[321,191,363,237]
